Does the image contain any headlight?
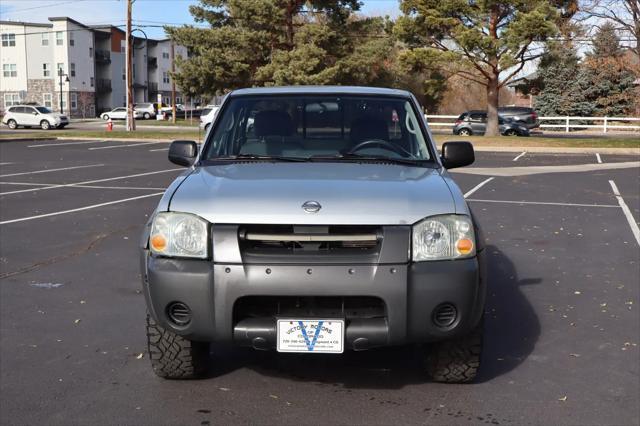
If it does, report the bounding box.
[412,215,475,261]
[149,212,209,258]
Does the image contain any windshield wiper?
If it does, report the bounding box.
[310,154,428,167]
[208,154,308,162]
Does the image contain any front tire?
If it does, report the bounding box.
[102,114,109,121]
[426,319,483,383]
[458,128,472,136]
[40,120,51,130]
[7,119,17,129]
[146,314,209,379]
[143,112,151,119]
[504,129,516,136]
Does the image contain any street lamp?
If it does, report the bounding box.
[58,68,70,115]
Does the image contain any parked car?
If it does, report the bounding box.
[2,105,69,130]
[160,104,185,114]
[134,103,157,119]
[199,105,220,131]
[141,86,486,383]
[453,111,530,136]
[100,107,142,120]
[498,106,539,129]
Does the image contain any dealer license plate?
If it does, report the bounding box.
[277,319,344,353]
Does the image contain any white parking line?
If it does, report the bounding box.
[0,162,15,166]
[0,193,164,225]
[463,177,494,198]
[0,182,165,191]
[149,148,169,152]
[0,164,104,178]
[88,142,160,150]
[467,199,620,208]
[512,152,527,161]
[28,140,105,148]
[596,153,603,164]
[0,168,181,196]
[609,180,640,246]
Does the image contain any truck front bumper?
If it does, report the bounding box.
[141,250,486,350]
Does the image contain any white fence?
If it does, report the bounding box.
[425,115,640,133]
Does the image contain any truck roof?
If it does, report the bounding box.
[229,86,414,98]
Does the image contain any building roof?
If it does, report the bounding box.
[229,86,414,97]
[0,20,52,28]
[48,16,92,30]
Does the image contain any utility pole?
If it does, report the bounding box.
[125,0,136,131]
[171,41,176,124]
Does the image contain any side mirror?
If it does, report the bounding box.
[168,140,198,167]
[441,141,474,169]
[33,111,39,115]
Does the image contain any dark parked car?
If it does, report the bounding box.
[498,106,539,129]
[453,111,530,136]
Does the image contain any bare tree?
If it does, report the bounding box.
[578,0,640,57]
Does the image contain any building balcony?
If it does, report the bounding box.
[147,56,158,68]
[133,82,147,89]
[95,49,111,64]
[97,78,112,92]
[148,82,159,95]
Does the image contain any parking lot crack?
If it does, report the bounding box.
[0,226,138,280]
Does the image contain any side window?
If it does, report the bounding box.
[469,113,486,123]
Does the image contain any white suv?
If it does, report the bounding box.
[2,105,69,130]
[199,105,220,131]
[133,103,157,119]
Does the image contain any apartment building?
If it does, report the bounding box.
[0,17,187,117]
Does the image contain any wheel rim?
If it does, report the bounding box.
[460,129,470,136]
[8,120,16,129]
[41,121,50,130]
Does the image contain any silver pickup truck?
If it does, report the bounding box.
[140,86,486,383]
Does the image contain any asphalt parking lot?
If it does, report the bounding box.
[0,139,638,425]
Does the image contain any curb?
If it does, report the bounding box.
[0,137,57,143]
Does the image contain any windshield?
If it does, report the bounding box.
[203,95,432,162]
[36,107,52,113]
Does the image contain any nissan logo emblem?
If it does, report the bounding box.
[302,201,322,213]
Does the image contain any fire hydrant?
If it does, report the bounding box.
[106,118,113,132]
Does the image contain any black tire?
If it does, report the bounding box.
[7,119,17,130]
[458,128,472,136]
[143,112,151,119]
[40,120,51,130]
[102,114,109,121]
[427,319,483,383]
[146,314,209,379]
[504,129,516,136]
[204,123,210,132]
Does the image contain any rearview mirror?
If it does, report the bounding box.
[441,141,474,169]
[168,140,198,167]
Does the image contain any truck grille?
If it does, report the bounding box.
[238,225,382,262]
[233,296,386,321]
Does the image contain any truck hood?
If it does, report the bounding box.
[168,162,455,225]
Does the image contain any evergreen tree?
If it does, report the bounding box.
[534,43,595,116]
[166,0,397,97]
[590,21,623,58]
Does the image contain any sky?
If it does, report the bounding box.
[0,0,401,39]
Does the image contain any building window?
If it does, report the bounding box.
[122,66,125,80]
[133,64,136,79]
[41,33,49,46]
[163,96,170,104]
[4,93,21,106]
[56,31,63,46]
[56,63,64,75]
[90,77,94,87]
[69,31,74,46]
[2,64,17,78]
[43,93,53,108]
[176,97,182,104]
[162,51,169,59]
[60,95,67,110]
[43,63,51,77]
[70,63,76,77]
[89,47,93,58]
[70,93,78,110]
[1,33,16,47]
[162,71,170,84]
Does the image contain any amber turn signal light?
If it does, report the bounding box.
[456,238,473,255]
[150,234,167,251]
